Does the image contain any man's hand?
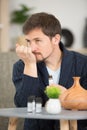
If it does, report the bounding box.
[16,43,37,77]
[16,43,36,64]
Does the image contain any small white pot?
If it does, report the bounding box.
[45,98,61,114]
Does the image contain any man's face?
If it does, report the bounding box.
[26,28,56,62]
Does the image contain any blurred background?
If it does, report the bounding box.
[0,0,87,53]
[0,0,87,129]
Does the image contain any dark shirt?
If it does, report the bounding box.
[12,43,87,130]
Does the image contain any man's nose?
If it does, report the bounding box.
[31,42,37,52]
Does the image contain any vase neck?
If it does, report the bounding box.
[73,77,80,86]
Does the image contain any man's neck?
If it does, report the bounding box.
[45,47,63,71]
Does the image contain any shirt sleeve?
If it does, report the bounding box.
[12,60,42,107]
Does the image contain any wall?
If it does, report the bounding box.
[9,0,87,49]
[0,0,10,52]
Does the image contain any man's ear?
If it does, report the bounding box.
[53,34,61,45]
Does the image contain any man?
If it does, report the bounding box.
[13,12,87,130]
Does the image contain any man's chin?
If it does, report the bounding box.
[36,57,44,62]
[36,59,43,63]
[35,55,45,62]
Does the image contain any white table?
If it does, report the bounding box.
[0,107,87,130]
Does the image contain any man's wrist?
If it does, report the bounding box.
[24,63,38,77]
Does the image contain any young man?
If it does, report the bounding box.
[13,12,87,130]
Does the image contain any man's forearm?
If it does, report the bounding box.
[24,63,38,77]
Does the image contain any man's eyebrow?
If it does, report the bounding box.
[25,37,41,42]
[34,37,41,40]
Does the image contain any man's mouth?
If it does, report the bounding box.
[33,52,41,55]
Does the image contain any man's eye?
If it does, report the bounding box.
[35,40,41,44]
[36,40,40,42]
[26,39,30,42]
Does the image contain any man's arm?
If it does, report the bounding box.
[13,44,41,107]
[12,61,41,107]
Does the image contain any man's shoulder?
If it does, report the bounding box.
[60,43,87,62]
[67,49,87,61]
[72,51,87,61]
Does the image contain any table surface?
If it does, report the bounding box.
[0,107,87,120]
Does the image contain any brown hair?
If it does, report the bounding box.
[23,12,62,38]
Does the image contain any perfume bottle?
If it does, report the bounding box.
[35,97,42,113]
[27,95,35,112]
[49,75,53,85]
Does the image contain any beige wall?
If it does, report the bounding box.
[0,0,9,52]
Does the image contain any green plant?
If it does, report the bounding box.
[44,86,61,99]
[11,4,32,24]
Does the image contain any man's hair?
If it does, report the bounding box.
[23,12,62,37]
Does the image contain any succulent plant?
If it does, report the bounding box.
[44,86,61,99]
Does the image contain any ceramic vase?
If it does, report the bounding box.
[60,77,87,110]
[45,98,61,114]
